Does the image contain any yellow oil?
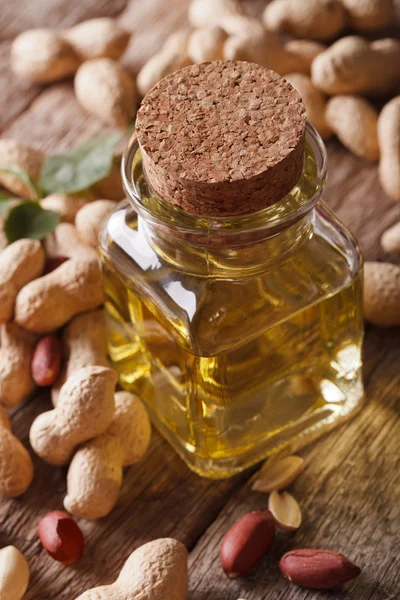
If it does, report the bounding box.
[101,201,364,478]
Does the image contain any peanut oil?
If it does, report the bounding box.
[100,132,364,479]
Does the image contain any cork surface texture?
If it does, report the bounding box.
[136,61,306,216]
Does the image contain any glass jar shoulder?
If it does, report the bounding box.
[296,200,363,293]
[100,201,362,357]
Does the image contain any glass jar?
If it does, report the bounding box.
[100,124,364,479]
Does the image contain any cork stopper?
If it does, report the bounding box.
[136,61,306,217]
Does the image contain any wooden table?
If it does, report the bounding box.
[1,1,399,599]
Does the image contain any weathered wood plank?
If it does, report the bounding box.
[326,143,400,263]
[0,0,128,40]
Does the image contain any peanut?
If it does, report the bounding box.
[0,546,30,600]
[62,18,131,61]
[220,509,275,578]
[264,0,394,39]
[31,335,62,386]
[224,30,316,75]
[75,199,115,248]
[188,0,264,36]
[378,96,400,202]
[268,490,302,531]
[279,549,361,589]
[0,405,33,496]
[252,455,304,493]
[284,40,327,73]
[0,139,44,199]
[263,0,347,41]
[40,193,87,223]
[325,95,379,160]
[44,222,98,260]
[52,309,110,406]
[341,0,395,30]
[312,36,400,96]
[137,30,191,97]
[363,261,400,326]
[64,391,151,519]
[75,58,137,128]
[11,29,80,83]
[0,239,45,324]
[285,73,332,139]
[381,221,400,254]
[188,26,228,63]
[74,539,188,600]
[15,257,103,333]
[0,322,36,407]
[30,365,116,465]
[38,511,84,564]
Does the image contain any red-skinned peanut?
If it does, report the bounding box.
[38,510,84,564]
[220,509,275,578]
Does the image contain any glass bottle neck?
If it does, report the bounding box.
[122,123,327,276]
[138,208,315,276]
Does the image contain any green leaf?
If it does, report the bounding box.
[5,202,60,243]
[0,193,15,215]
[40,131,122,194]
[0,165,42,199]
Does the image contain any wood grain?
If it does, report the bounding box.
[0,1,400,599]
